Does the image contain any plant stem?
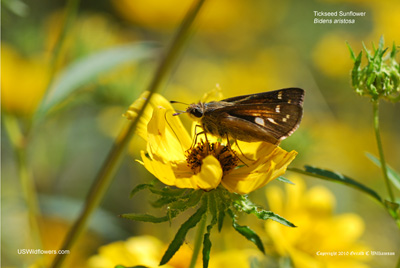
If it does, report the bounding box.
[372,100,395,202]
[3,115,43,250]
[189,214,207,268]
[50,1,206,267]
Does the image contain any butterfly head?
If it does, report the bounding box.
[186,103,205,120]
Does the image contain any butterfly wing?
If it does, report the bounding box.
[205,88,304,142]
[221,88,304,106]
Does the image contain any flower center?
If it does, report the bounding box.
[185,140,239,175]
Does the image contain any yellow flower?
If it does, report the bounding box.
[1,43,50,116]
[87,235,190,268]
[124,92,297,194]
[111,0,245,33]
[87,235,261,268]
[265,176,369,268]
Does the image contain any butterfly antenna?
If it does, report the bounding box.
[172,110,186,116]
[170,100,189,105]
[170,101,189,116]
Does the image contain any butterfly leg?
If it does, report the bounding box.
[225,134,249,167]
[233,139,253,162]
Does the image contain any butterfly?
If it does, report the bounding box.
[180,88,304,145]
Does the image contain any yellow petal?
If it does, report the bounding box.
[187,155,222,190]
[140,151,178,186]
[140,152,222,190]
[223,147,297,194]
[146,106,191,161]
[124,92,192,149]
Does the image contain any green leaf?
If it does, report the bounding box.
[277,176,295,185]
[35,42,157,118]
[365,152,400,190]
[202,193,218,268]
[119,212,178,223]
[228,209,265,254]
[130,183,155,198]
[233,195,296,227]
[289,166,382,203]
[168,190,203,211]
[149,187,188,197]
[160,202,207,266]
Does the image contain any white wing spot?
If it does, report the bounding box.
[286,114,291,119]
[275,105,281,113]
[277,91,283,100]
[267,118,277,124]
[255,117,265,126]
[282,118,287,122]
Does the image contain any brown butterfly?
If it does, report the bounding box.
[179,88,304,145]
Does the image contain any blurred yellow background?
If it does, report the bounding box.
[2,0,399,267]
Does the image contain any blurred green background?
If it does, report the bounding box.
[2,0,400,267]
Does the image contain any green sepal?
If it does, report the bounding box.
[159,199,207,266]
[233,195,296,227]
[346,41,356,62]
[228,209,265,254]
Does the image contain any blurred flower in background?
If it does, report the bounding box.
[264,176,369,268]
[87,235,261,268]
[1,43,50,117]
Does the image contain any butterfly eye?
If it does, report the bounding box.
[191,108,203,118]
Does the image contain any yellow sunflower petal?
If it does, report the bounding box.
[140,151,178,186]
[223,146,297,194]
[146,105,191,161]
[188,155,222,190]
[124,92,191,149]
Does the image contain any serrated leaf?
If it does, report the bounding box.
[35,42,157,118]
[228,209,265,254]
[277,176,295,185]
[234,195,296,227]
[130,183,155,198]
[159,202,207,266]
[365,152,400,190]
[168,190,203,211]
[149,187,188,197]
[152,195,180,208]
[289,166,382,203]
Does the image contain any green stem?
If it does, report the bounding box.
[3,115,43,250]
[50,1,206,267]
[372,100,395,202]
[189,213,207,268]
[49,0,80,74]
